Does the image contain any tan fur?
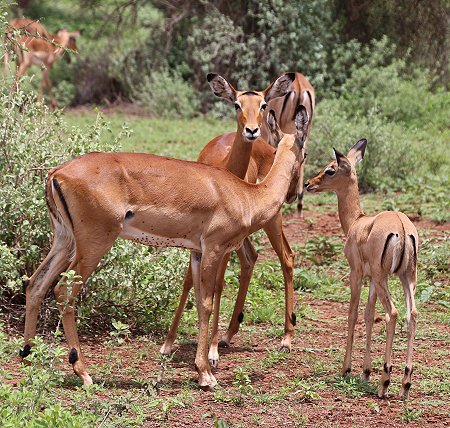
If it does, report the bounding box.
[160,73,301,363]
[23,106,307,390]
[306,139,418,399]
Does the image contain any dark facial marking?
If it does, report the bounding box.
[364,368,371,378]
[20,344,31,358]
[241,91,258,96]
[404,382,412,391]
[404,366,411,375]
[344,368,351,375]
[238,312,244,323]
[384,379,390,388]
[22,279,30,293]
[291,312,297,326]
[68,348,79,364]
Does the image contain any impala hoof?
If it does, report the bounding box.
[218,340,229,348]
[209,359,219,369]
[159,342,174,355]
[279,345,291,353]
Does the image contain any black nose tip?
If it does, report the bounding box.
[245,127,259,135]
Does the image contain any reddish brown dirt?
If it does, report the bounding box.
[2,209,449,427]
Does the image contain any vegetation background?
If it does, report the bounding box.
[0,0,449,426]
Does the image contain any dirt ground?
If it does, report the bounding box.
[2,208,449,427]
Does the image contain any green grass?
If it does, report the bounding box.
[63,110,234,160]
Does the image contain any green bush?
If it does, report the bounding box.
[133,68,200,118]
[0,81,191,334]
[306,39,449,191]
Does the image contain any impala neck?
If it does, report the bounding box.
[335,179,365,236]
[225,128,253,179]
[252,135,297,224]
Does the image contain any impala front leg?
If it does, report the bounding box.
[208,254,230,368]
[192,251,219,390]
[342,270,363,376]
[362,280,377,380]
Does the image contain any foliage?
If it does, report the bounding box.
[0,325,98,427]
[133,68,200,118]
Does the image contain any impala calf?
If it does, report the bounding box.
[305,139,418,399]
[22,104,308,390]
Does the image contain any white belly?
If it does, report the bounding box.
[119,224,200,251]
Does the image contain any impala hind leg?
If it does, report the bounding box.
[22,236,72,358]
[362,280,377,380]
[54,238,116,386]
[220,239,257,347]
[374,277,398,398]
[342,270,363,376]
[160,263,193,355]
[399,271,417,399]
[264,213,296,351]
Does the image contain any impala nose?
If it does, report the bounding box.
[244,127,260,140]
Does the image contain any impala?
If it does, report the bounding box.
[305,139,418,398]
[5,18,81,108]
[160,73,301,365]
[22,100,308,390]
[262,72,314,212]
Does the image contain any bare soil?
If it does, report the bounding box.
[2,209,449,427]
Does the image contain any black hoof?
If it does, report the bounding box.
[218,340,229,348]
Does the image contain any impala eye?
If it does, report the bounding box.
[261,103,268,110]
[325,168,335,176]
[234,103,241,111]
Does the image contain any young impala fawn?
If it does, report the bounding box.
[305,139,418,398]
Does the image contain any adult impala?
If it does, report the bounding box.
[21,101,308,390]
[160,73,301,365]
[5,18,81,108]
[305,139,418,398]
[263,72,314,212]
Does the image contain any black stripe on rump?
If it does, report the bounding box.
[52,178,74,228]
[410,235,417,267]
[381,233,395,268]
[394,221,406,273]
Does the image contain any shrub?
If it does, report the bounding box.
[133,68,200,118]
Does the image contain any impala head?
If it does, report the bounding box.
[267,105,309,203]
[305,138,367,193]
[207,72,295,142]
[56,28,82,54]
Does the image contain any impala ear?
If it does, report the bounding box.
[263,72,295,102]
[294,105,309,147]
[333,148,349,169]
[206,73,237,103]
[266,109,278,134]
[347,138,367,165]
